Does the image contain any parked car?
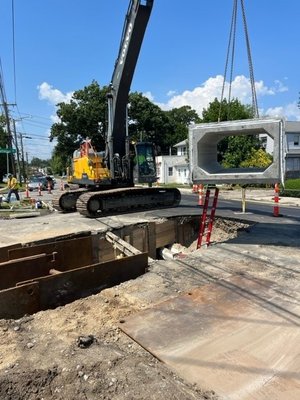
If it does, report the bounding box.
[2,174,9,184]
[2,174,25,184]
[28,176,55,191]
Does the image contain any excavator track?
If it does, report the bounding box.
[52,189,88,212]
[76,187,181,218]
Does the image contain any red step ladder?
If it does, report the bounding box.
[197,187,219,249]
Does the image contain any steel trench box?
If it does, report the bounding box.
[0,233,148,319]
[0,216,200,319]
[0,253,148,319]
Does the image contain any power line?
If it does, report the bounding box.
[16,131,52,140]
[13,111,54,121]
[21,120,52,129]
[11,0,17,104]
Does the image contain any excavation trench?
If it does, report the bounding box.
[0,216,248,319]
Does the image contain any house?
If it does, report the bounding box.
[155,140,190,185]
[259,120,300,179]
[285,121,300,178]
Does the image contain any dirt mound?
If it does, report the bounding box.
[0,368,58,400]
[170,218,251,254]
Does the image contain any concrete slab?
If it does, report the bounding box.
[122,275,300,400]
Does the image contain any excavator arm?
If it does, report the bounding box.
[107,0,154,178]
[53,0,181,216]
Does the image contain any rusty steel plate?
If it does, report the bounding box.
[121,276,300,400]
[0,282,40,319]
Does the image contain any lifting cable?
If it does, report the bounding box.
[218,0,259,121]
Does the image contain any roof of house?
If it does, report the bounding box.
[173,139,188,148]
[285,121,300,133]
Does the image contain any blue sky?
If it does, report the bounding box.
[1,0,300,160]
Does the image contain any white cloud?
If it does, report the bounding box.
[38,81,75,126]
[34,82,73,160]
[167,90,177,97]
[143,91,154,102]
[50,114,61,124]
[153,75,289,117]
[37,82,73,105]
[265,102,300,121]
[273,80,288,93]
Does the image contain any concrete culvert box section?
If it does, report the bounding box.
[189,118,285,185]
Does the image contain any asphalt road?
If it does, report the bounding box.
[0,187,298,248]
[180,192,300,222]
[24,186,300,224]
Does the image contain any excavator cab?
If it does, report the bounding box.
[133,142,157,185]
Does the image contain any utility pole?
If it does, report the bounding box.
[19,133,31,180]
[6,144,9,174]
[0,103,16,175]
[19,134,26,180]
[0,70,16,175]
[12,118,22,182]
[26,151,29,177]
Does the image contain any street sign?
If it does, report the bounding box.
[0,148,16,154]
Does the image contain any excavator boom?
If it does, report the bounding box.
[107,0,154,166]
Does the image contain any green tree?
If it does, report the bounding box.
[201,98,260,167]
[240,148,273,168]
[164,106,200,153]
[222,136,260,168]
[128,92,169,152]
[201,98,253,122]
[50,152,69,176]
[50,81,107,164]
[129,94,200,154]
[30,157,49,168]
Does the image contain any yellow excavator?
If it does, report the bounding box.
[53,0,181,217]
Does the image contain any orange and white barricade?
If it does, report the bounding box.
[198,184,204,206]
[273,183,280,217]
[25,183,30,198]
[47,181,52,194]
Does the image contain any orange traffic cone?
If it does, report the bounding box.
[198,184,204,206]
[60,180,64,191]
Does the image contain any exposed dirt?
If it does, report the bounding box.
[0,288,218,400]
[0,216,296,400]
[171,218,251,254]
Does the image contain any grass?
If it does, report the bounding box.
[281,178,300,198]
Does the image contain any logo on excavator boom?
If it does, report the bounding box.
[119,23,133,65]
